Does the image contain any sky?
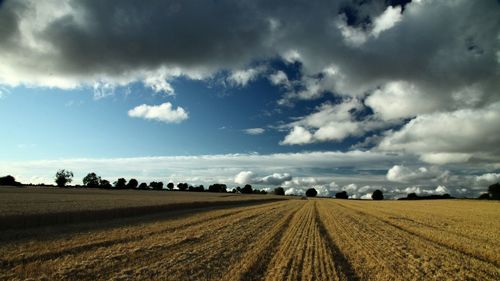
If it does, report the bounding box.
[0,0,499,198]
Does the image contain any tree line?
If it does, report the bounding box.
[58,170,273,195]
[2,171,500,200]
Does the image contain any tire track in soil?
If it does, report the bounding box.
[222,201,303,281]
[314,202,359,281]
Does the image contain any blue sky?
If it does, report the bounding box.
[0,62,358,160]
[0,0,499,198]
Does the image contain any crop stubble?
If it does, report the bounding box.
[0,197,498,280]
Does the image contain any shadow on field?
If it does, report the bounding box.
[314,203,360,281]
[0,199,284,243]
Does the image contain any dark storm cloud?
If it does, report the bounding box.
[1,0,497,97]
[40,0,272,75]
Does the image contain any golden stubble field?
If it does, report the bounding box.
[0,188,499,280]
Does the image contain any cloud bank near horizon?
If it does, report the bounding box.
[1,151,496,199]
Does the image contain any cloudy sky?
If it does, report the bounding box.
[0,0,499,198]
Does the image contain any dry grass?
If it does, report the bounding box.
[0,193,498,280]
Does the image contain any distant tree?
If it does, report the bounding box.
[150,181,164,190]
[305,188,317,197]
[0,175,21,186]
[407,193,418,200]
[55,169,73,187]
[372,189,384,200]
[231,188,237,193]
[167,182,174,191]
[177,182,188,191]
[100,179,112,189]
[83,172,101,188]
[274,187,285,196]
[488,183,500,200]
[478,193,490,200]
[196,185,204,192]
[249,188,267,195]
[236,186,242,193]
[335,191,348,199]
[241,184,253,194]
[138,182,149,190]
[208,183,227,193]
[114,178,127,189]
[127,178,139,189]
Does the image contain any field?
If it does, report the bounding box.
[0,188,499,280]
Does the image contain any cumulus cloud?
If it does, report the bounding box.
[281,99,391,145]
[378,102,500,164]
[128,102,188,123]
[234,171,292,186]
[399,185,450,196]
[234,171,255,185]
[475,173,500,186]
[243,128,265,135]
[365,81,441,120]
[387,165,448,183]
[280,126,313,145]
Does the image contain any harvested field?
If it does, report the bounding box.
[0,187,284,229]
[0,193,498,280]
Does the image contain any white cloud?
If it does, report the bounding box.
[400,185,450,196]
[337,5,402,46]
[378,102,500,164]
[365,81,440,120]
[93,81,116,100]
[371,6,402,37]
[282,50,301,63]
[281,99,390,145]
[268,71,291,88]
[419,153,472,165]
[280,126,313,145]
[128,102,188,123]
[0,86,10,98]
[234,171,292,186]
[243,128,265,135]
[144,71,175,95]
[234,171,255,185]
[342,183,358,193]
[227,66,266,87]
[435,185,449,194]
[360,193,373,200]
[475,173,500,186]
[387,165,448,183]
[261,173,292,185]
